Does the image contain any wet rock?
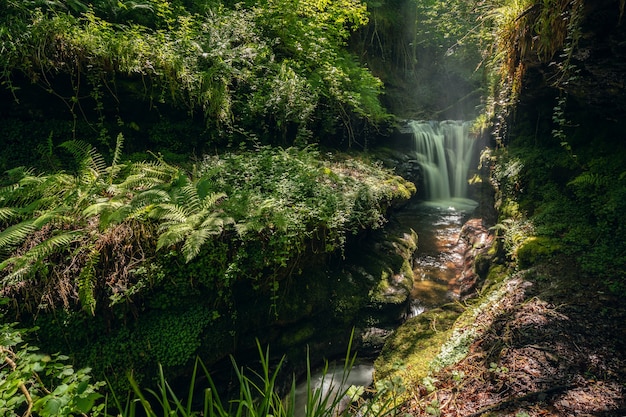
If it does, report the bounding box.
[454,218,495,298]
[360,327,393,355]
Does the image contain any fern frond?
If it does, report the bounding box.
[199,212,234,231]
[235,219,264,236]
[88,146,108,178]
[1,264,33,284]
[177,183,201,211]
[32,206,72,228]
[0,183,20,204]
[567,172,605,188]
[83,200,125,217]
[156,223,194,251]
[20,230,84,263]
[0,221,36,252]
[108,133,125,185]
[131,189,170,207]
[201,192,228,210]
[60,140,92,163]
[155,203,190,224]
[0,207,18,222]
[181,228,214,262]
[78,249,100,315]
[130,161,179,182]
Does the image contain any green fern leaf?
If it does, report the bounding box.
[83,200,124,217]
[199,212,234,231]
[78,249,100,315]
[1,264,33,284]
[88,146,108,177]
[177,183,201,211]
[131,189,170,207]
[108,133,125,185]
[156,223,194,251]
[567,172,604,188]
[156,204,190,224]
[201,192,227,210]
[130,161,179,183]
[0,207,18,222]
[20,230,84,264]
[181,228,214,262]
[0,221,36,252]
[59,140,93,164]
[32,206,71,228]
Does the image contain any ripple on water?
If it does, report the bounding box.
[397,199,477,318]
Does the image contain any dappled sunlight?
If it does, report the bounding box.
[401,266,626,416]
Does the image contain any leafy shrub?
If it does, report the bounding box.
[0,0,386,148]
[0,315,105,417]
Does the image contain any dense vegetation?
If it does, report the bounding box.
[0,0,388,173]
[0,0,411,413]
[2,0,626,415]
[371,0,626,415]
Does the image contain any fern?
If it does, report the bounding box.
[78,248,100,315]
[1,230,84,282]
[0,207,18,222]
[153,176,232,262]
[107,133,125,185]
[0,221,36,255]
[567,172,605,189]
[116,161,179,190]
[19,230,83,264]
[60,139,108,182]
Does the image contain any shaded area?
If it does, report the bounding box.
[403,259,626,416]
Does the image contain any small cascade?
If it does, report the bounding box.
[409,120,476,201]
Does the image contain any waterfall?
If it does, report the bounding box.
[409,120,475,201]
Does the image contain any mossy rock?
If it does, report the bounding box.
[374,303,464,383]
[516,236,562,269]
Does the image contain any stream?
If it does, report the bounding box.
[293,121,479,414]
[401,198,478,318]
[292,198,477,415]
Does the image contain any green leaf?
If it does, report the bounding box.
[74,393,101,413]
[42,398,62,415]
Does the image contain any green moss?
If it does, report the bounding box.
[280,324,315,346]
[516,236,562,269]
[374,303,465,390]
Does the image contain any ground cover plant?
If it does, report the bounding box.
[0,136,415,395]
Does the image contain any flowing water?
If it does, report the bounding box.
[292,363,374,416]
[405,120,479,316]
[293,121,478,413]
[409,120,476,201]
[398,199,477,318]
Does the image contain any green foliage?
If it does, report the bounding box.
[0,316,105,416]
[110,337,396,417]
[0,0,386,147]
[1,139,414,394]
[490,96,626,289]
[150,177,233,263]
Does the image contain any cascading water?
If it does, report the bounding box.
[409,120,476,202]
[400,120,480,317]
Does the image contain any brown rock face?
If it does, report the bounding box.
[451,218,494,298]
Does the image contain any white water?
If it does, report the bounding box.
[293,363,374,417]
[409,120,476,201]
